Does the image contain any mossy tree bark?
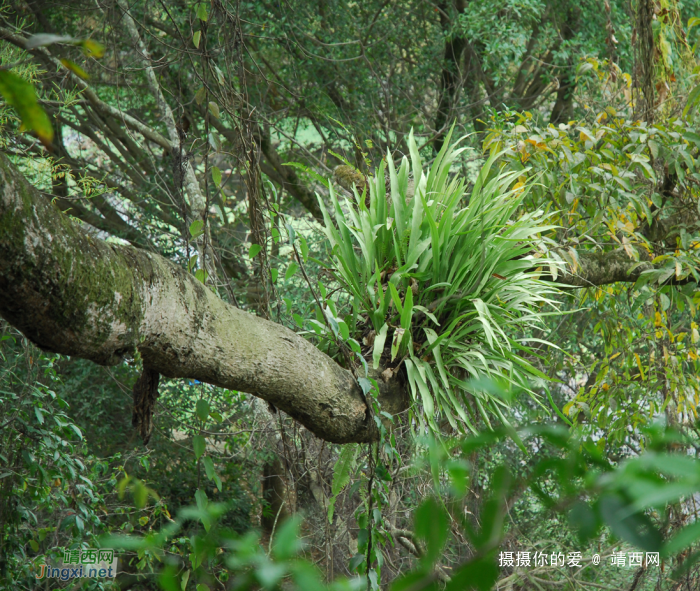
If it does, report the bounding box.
[0,152,380,444]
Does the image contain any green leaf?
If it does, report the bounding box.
[376,462,392,481]
[337,320,350,340]
[286,222,296,244]
[193,31,201,49]
[249,244,261,258]
[202,457,222,491]
[180,569,190,591]
[372,324,388,369]
[189,219,204,239]
[194,489,211,531]
[208,101,219,118]
[684,84,700,118]
[349,553,365,573]
[212,141,231,168]
[256,562,287,589]
[599,494,662,552]
[273,514,304,559]
[415,497,448,565]
[299,234,309,262]
[358,377,373,395]
[283,161,331,189]
[195,398,209,422]
[390,327,405,361]
[196,2,209,21]
[194,269,208,284]
[328,444,358,523]
[0,70,53,147]
[664,520,700,557]
[132,480,149,509]
[211,166,222,187]
[285,262,299,280]
[193,435,206,460]
[195,488,208,510]
[445,557,498,591]
[569,501,598,543]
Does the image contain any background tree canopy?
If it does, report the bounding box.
[2,0,700,590]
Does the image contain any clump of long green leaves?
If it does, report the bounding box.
[318,130,561,433]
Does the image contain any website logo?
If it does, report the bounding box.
[35,548,118,581]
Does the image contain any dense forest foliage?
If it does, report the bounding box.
[2,0,700,590]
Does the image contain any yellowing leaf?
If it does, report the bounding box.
[80,38,105,58]
[60,58,89,79]
[634,353,645,380]
[0,71,53,147]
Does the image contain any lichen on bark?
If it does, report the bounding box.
[0,152,390,443]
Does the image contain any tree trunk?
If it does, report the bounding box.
[634,0,655,122]
[434,0,466,153]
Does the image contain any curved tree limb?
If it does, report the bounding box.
[0,152,383,444]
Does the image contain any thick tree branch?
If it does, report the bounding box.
[554,249,655,287]
[0,152,386,444]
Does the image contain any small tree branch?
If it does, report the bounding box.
[0,26,172,150]
[115,0,205,214]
